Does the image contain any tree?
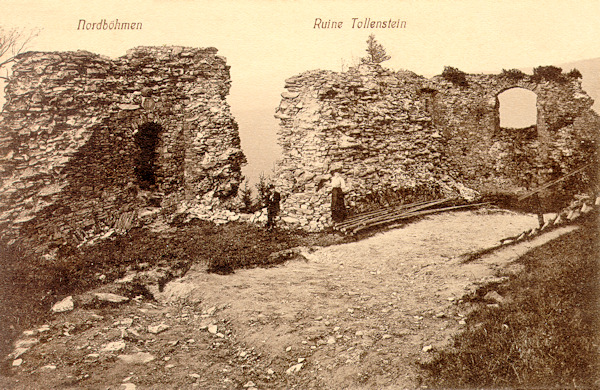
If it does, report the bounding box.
[255,173,271,209]
[239,180,254,212]
[361,34,390,64]
[0,26,39,80]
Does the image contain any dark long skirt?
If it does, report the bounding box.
[332,187,347,223]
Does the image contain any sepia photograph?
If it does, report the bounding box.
[0,0,598,388]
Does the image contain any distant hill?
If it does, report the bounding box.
[232,107,282,185]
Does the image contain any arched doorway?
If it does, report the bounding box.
[134,122,162,190]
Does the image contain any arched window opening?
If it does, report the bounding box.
[497,88,537,132]
[134,122,162,190]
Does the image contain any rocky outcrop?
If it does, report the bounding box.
[0,46,246,247]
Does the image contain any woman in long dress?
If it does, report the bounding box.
[331,171,347,223]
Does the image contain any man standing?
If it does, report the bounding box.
[266,184,281,231]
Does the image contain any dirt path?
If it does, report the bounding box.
[156,209,577,388]
[1,209,578,389]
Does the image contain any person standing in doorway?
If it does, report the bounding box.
[331,170,347,223]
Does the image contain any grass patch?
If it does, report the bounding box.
[0,220,346,360]
[421,218,599,388]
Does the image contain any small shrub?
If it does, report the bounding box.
[532,65,566,83]
[566,68,582,79]
[501,68,526,80]
[206,256,234,275]
[441,66,468,87]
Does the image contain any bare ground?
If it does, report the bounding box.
[0,209,579,389]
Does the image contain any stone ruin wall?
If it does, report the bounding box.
[429,73,598,195]
[1,50,596,241]
[0,46,245,248]
[274,64,598,230]
[273,65,468,231]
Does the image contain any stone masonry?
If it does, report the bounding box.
[274,64,598,230]
[429,70,597,195]
[0,46,246,247]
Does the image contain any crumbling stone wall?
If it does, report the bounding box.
[274,65,474,231]
[429,73,597,195]
[274,64,598,230]
[0,46,245,246]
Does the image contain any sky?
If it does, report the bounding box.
[1,0,599,183]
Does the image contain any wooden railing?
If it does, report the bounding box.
[334,161,596,235]
[334,197,489,235]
